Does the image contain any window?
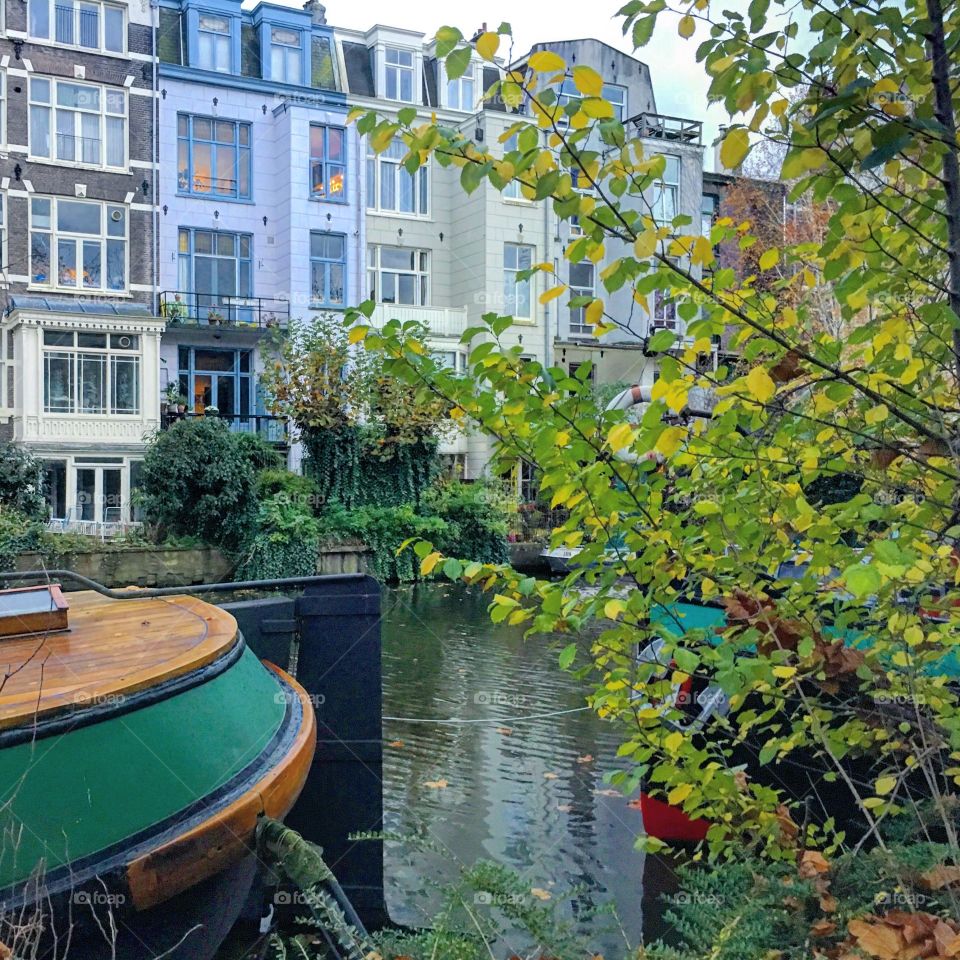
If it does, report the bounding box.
[503,243,534,318]
[653,258,678,328]
[177,228,252,307]
[178,346,253,418]
[30,197,127,292]
[0,73,5,146]
[651,155,680,224]
[701,193,719,241]
[368,246,429,305]
[0,194,5,274]
[366,140,429,215]
[311,35,339,89]
[28,0,125,53]
[310,233,345,306]
[384,47,415,102]
[42,330,140,415]
[29,77,126,169]
[310,125,346,200]
[433,350,465,373]
[197,14,231,72]
[177,115,251,200]
[503,133,526,201]
[270,26,302,84]
[603,84,627,121]
[569,261,595,337]
[446,60,474,110]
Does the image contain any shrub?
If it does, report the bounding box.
[236,493,320,581]
[137,418,258,550]
[427,480,510,564]
[0,508,43,572]
[233,431,284,474]
[0,441,47,519]
[255,468,320,511]
[317,502,450,582]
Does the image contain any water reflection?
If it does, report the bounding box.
[382,584,677,953]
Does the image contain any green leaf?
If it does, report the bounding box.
[558,642,577,670]
[445,45,473,80]
[844,563,881,599]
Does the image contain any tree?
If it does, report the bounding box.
[343,0,960,939]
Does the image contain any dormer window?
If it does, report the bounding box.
[198,14,231,72]
[384,47,414,102]
[271,27,302,84]
[446,59,475,111]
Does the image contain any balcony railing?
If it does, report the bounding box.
[160,291,290,331]
[369,303,468,338]
[161,411,289,446]
[630,112,703,145]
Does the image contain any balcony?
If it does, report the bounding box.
[630,113,703,145]
[369,303,468,339]
[161,411,289,447]
[160,292,290,331]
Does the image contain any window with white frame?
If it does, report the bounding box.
[446,59,475,110]
[197,14,231,72]
[653,257,678,328]
[503,243,534,319]
[384,46,415,102]
[30,197,127,292]
[368,246,429,305]
[557,79,627,122]
[29,77,126,169]
[502,132,527,201]
[42,330,140,415]
[0,195,6,274]
[270,26,302,84]
[310,233,346,306]
[651,155,680,224]
[432,350,465,373]
[0,73,5,146]
[568,261,595,336]
[310,124,346,200]
[366,140,429,215]
[28,0,125,53]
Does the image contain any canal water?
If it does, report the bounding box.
[381,584,678,955]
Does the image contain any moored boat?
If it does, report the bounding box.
[0,582,316,959]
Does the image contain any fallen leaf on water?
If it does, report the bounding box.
[543,772,558,780]
[388,740,404,748]
[496,726,513,735]
[530,888,552,901]
[594,788,620,797]
[626,799,643,810]
[424,779,449,789]
[577,754,594,763]
[556,804,572,813]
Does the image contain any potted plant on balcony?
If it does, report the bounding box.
[176,394,188,415]
[207,309,225,326]
[165,294,187,325]
[204,405,219,418]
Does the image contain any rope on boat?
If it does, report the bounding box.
[383,705,592,724]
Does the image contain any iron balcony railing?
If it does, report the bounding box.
[161,411,290,446]
[630,112,703,145]
[160,291,290,330]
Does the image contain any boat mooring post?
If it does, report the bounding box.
[288,575,388,928]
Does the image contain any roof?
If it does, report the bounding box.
[341,40,375,97]
[8,296,154,317]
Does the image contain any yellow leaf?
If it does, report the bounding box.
[348,325,369,345]
[530,888,552,901]
[772,665,797,679]
[678,14,695,37]
[865,404,888,424]
[701,577,717,596]
[874,775,897,796]
[585,299,604,326]
[529,51,565,73]
[604,599,626,620]
[582,98,614,119]
[720,127,750,169]
[664,731,684,752]
[746,366,776,403]
[634,230,658,259]
[691,234,713,267]
[555,431,570,446]
[656,426,686,457]
[420,552,442,576]
[607,422,635,452]
[758,248,779,271]
[667,782,694,805]
[475,31,499,61]
[572,65,603,97]
[539,284,567,304]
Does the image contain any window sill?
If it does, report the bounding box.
[308,195,349,205]
[41,412,144,418]
[27,156,129,175]
[28,285,132,298]
[366,209,433,221]
[309,302,346,311]
[176,190,255,205]
[18,36,131,60]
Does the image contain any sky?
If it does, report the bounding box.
[253,0,732,169]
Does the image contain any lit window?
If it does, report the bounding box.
[29,77,127,169]
[30,196,127,292]
[568,261,595,337]
[446,60,474,110]
[651,155,680,224]
[177,115,251,200]
[366,140,429,215]
[197,14,231,72]
[310,125,346,201]
[42,329,140,415]
[368,246,429,305]
[384,46,415,102]
[310,233,346,306]
[28,0,125,53]
[270,26,302,84]
[503,243,534,318]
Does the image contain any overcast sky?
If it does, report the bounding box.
[254,0,732,168]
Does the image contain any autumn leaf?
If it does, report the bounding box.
[846,918,902,960]
[424,778,449,789]
[576,754,594,763]
[543,771,558,780]
[920,864,960,890]
[496,726,513,735]
[388,739,405,748]
[530,888,552,901]
[799,850,831,879]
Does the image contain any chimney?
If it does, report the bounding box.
[470,23,487,42]
[303,0,327,25]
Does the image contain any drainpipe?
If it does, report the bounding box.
[151,0,160,316]
[542,131,552,370]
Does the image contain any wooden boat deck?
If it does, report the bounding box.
[0,590,238,730]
